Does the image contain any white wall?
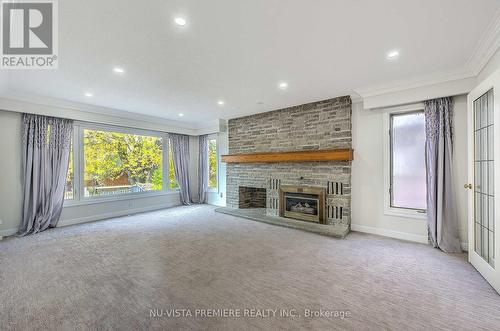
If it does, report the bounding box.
[0,110,183,236]
[351,96,469,246]
[453,96,469,245]
[0,111,23,237]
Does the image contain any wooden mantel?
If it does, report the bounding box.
[221,149,354,163]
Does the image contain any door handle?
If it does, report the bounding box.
[464,183,472,190]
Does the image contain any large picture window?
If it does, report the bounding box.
[390,111,427,211]
[83,129,163,197]
[64,123,178,204]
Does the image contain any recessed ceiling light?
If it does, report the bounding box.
[178,113,184,117]
[386,50,400,60]
[279,82,288,90]
[217,100,225,106]
[113,66,125,74]
[84,92,93,97]
[175,17,186,26]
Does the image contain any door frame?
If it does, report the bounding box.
[467,68,500,293]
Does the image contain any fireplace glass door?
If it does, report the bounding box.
[284,192,319,222]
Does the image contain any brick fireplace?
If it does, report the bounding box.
[225,96,352,231]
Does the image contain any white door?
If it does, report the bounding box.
[467,68,500,293]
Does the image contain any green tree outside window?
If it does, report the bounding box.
[83,129,164,197]
[208,139,217,189]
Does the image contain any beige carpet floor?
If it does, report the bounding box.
[1,205,499,330]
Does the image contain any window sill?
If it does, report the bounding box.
[206,188,218,193]
[384,207,427,220]
[63,191,180,207]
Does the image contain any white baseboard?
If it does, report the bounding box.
[58,202,180,227]
[351,224,428,244]
[0,203,180,238]
[351,224,469,252]
[0,228,18,238]
[0,203,178,238]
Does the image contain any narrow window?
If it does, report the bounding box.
[390,111,427,211]
[208,138,217,190]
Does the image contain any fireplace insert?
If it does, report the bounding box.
[279,186,326,223]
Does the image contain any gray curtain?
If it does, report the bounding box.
[424,98,461,253]
[198,135,209,204]
[170,133,192,205]
[19,114,73,236]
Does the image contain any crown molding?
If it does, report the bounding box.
[361,76,476,110]
[354,68,475,99]
[355,9,500,106]
[0,91,201,133]
[191,121,221,135]
[191,119,229,136]
[467,7,500,76]
[349,92,363,104]
[0,93,202,135]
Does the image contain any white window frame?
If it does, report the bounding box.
[382,103,427,220]
[64,122,178,207]
[206,133,219,193]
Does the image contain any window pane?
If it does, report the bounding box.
[84,129,163,198]
[208,139,217,189]
[64,143,73,200]
[391,112,427,210]
[169,139,179,190]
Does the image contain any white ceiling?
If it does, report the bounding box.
[3,0,500,128]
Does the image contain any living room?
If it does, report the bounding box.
[0,1,500,330]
